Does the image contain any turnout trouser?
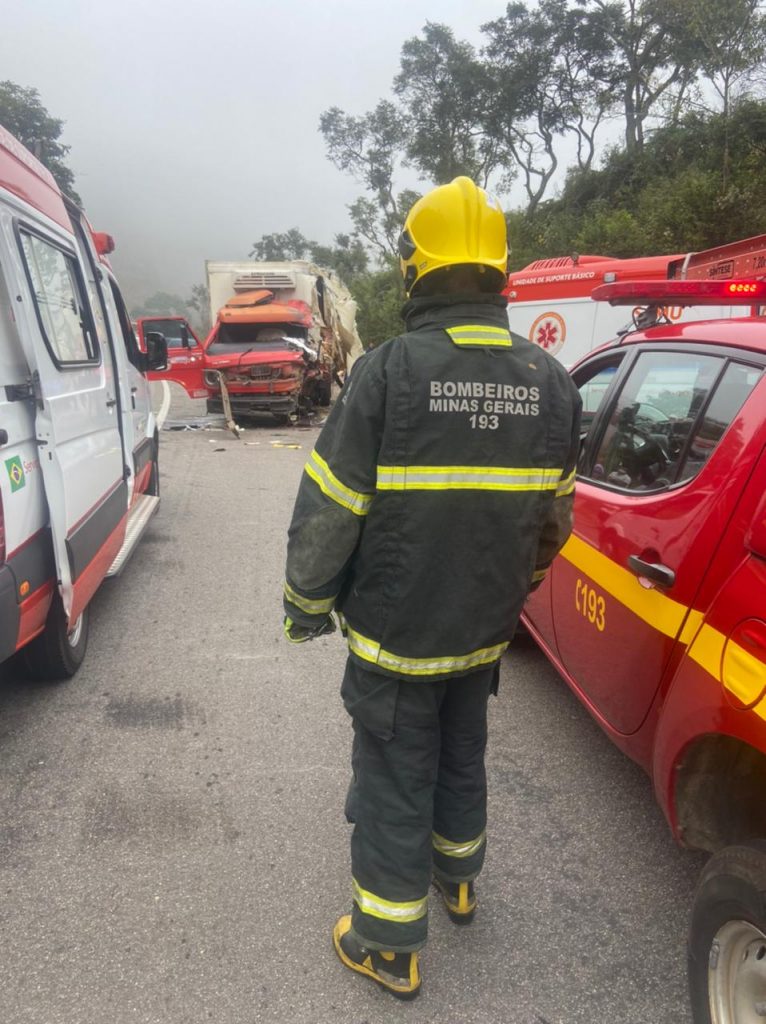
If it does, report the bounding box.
[341,657,498,952]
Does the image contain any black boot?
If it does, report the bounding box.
[433,878,476,924]
[332,915,421,1000]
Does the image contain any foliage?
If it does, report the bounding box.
[507,100,766,269]
[0,81,80,203]
[350,264,406,349]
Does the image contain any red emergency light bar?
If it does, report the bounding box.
[592,279,766,306]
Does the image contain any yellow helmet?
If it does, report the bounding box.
[398,176,508,297]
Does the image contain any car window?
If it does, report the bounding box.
[589,350,723,491]
[576,361,622,432]
[142,318,189,347]
[20,230,98,365]
[570,356,625,473]
[679,361,762,482]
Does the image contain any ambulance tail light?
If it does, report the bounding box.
[592,279,766,306]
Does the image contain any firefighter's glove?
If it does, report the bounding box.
[284,615,337,644]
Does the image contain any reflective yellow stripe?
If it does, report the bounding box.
[560,534,698,640]
[561,535,766,718]
[531,568,548,583]
[556,468,577,497]
[376,465,563,492]
[347,626,507,677]
[352,879,428,923]
[283,582,336,615]
[688,624,766,720]
[446,324,512,347]
[432,830,486,859]
[304,449,373,516]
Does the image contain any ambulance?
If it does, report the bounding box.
[505,249,748,366]
[521,236,766,1023]
[0,126,167,680]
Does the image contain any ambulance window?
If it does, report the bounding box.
[589,350,723,491]
[677,362,762,483]
[19,231,98,365]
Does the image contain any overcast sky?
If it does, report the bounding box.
[2,0,508,308]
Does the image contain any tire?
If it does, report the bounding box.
[22,595,90,681]
[273,413,291,426]
[688,840,766,1023]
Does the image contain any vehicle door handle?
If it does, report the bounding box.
[627,555,675,588]
[106,398,117,408]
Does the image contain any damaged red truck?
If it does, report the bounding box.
[144,261,363,424]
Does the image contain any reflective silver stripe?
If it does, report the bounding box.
[352,878,428,922]
[432,829,486,859]
[347,626,508,677]
[304,449,373,516]
[283,582,336,615]
[446,324,512,347]
[377,465,563,492]
[556,468,577,497]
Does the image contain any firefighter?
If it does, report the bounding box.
[283,177,581,1000]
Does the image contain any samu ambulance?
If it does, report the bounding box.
[505,248,752,366]
[522,236,766,1022]
[0,126,167,680]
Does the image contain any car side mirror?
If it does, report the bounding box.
[144,331,168,371]
[746,492,766,560]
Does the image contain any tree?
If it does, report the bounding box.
[0,81,80,202]
[675,0,766,187]
[249,228,315,261]
[320,101,414,260]
[394,23,499,187]
[186,284,211,334]
[130,291,191,318]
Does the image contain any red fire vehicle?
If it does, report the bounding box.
[522,236,766,1023]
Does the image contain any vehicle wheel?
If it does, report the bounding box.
[147,433,160,496]
[22,595,90,681]
[688,840,766,1023]
[317,377,332,406]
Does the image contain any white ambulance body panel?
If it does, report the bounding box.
[505,254,737,367]
[0,126,163,680]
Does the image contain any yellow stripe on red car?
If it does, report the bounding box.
[561,533,766,718]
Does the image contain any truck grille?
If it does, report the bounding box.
[223,365,283,383]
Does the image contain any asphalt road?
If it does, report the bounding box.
[0,382,706,1024]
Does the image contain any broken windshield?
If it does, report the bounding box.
[207,322,309,353]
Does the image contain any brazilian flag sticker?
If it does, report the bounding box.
[5,456,25,493]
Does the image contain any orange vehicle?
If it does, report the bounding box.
[201,287,331,424]
[149,261,363,425]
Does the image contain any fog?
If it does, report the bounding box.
[2,0,504,308]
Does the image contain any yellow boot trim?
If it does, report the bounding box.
[332,916,421,997]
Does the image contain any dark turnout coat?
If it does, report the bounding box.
[284,292,582,681]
